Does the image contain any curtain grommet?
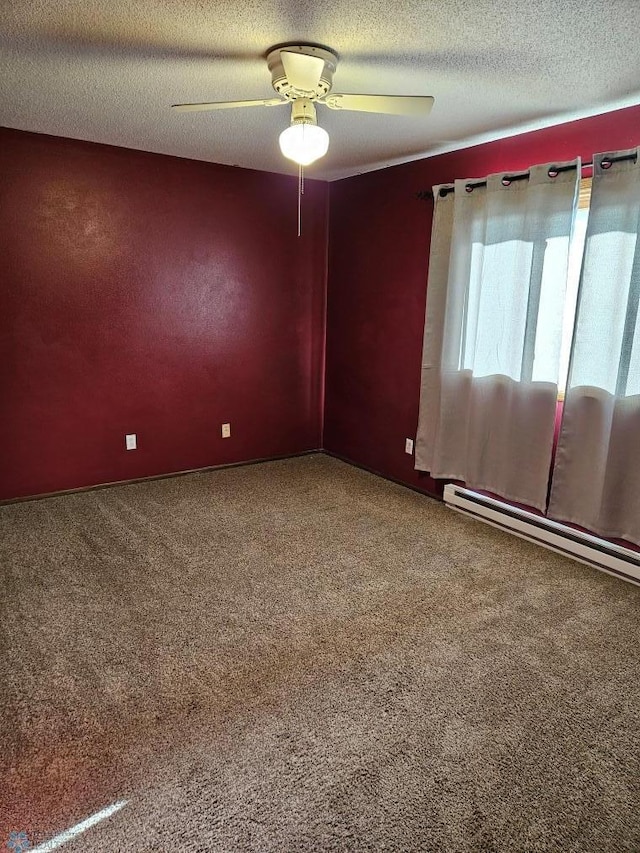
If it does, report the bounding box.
[548,167,559,178]
[501,176,512,187]
[601,158,612,170]
[465,184,474,193]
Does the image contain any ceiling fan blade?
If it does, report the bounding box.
[321,94,434,116]
[280,50,325,92]
[172,97,285,112]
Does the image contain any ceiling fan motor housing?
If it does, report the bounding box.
[267,45,338,101]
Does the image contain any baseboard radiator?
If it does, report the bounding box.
[443,484,640,586]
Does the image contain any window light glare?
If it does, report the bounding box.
[279,122,329,166]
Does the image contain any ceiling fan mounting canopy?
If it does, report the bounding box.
[266,44,338,101]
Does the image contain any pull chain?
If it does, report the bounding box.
[297,163,305,237]
[297,163,301,237]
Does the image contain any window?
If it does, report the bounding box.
[459,177,592,395]
[558,177,592,396]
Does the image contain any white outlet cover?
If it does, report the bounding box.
[125,433,137,451]
[221,423,231,438]
[405,438,414,455]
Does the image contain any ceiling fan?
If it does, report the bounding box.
[172,44,434,167]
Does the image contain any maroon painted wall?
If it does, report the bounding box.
[324,104,640,497]
[0,128,328,500]
[4,104,640,503]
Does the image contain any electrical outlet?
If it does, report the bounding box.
[405,438,414,455]
[221,423,231,438]
[125,433,137,451]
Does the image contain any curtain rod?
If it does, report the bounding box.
[416,152,637,201]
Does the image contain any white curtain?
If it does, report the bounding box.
[549,149,640,545]
[415,162,579,510]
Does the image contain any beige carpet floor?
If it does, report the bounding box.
[1,453,640,852]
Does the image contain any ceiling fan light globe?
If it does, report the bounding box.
[279,123,329,166]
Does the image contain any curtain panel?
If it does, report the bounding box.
[549,149,640,546]
[416,162,580,511]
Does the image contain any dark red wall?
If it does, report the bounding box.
[4,104,640,502]
[324,104,640,497]
[0,128,328,500]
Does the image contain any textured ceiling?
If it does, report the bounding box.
[2,0,640,181]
